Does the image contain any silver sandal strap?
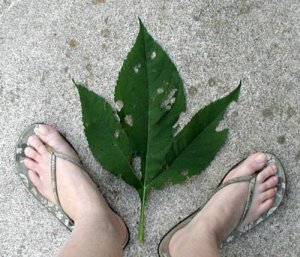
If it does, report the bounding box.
[237,176,256,229]
[47,145,84,218]
[214,174,254,194]
[213,174,257,231]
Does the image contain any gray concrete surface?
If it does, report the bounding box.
[0,0,299,256]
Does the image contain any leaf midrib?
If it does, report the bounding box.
[146,112,226,189]
[141,24,151,192]
[86,96,142,188]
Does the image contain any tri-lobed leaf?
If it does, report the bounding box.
[75,19,241,242]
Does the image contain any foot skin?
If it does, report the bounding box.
[23,124,128,248]
[169,152,279,257]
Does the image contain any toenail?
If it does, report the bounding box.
[271,164,277,171]
[255,153,266,163]
[27,136,34,144]
[34,125,49,136]
[25,147,30,154]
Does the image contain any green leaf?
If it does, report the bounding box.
[75,83,141,189]
[115,19,186,184]
[149,128,228,189]
[169,82,241,163]
[75,19,241,243]
[148,83,241,189]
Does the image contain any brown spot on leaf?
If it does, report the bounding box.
[68,39,78,48]
[262,108,273,118]
[277,135,286,144]
[188,86,198,96]
[92,0,105,4]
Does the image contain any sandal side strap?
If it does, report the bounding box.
[51,152,63,210]
[47,145,84,221]
[236,176,256,229]
[213,174,257,233]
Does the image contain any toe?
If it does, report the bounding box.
[28,135,47,154]
[259,198,275,214]
[260,175,279,191]
[237,152,268,175]
[24,158,38,172]
[24,147,40,161]
[34,124,78,159]
[34,124,64,148]
[257,164,277,183]
[260,187,277,202]
[28,170,42,189]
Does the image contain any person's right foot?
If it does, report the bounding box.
[169,152,278,257]
[23,124,128,248]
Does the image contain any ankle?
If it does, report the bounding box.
[74,209,126,244]
[190,214,223,246]
[74,206,112,223]
[170,221,217,255]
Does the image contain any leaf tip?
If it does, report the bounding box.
[138,17,147,34]
[138,17,144,26]
[237,80,242,92]
[72,78,81,90]
[231,80,242,102]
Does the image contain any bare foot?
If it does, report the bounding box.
[169,152,278,257]
[23,124,128,247]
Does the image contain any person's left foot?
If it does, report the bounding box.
[169,152,278,257]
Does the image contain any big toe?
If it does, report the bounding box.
[237,152,268,175]
[34,124,77,158]
[34,124,63,146]
[224,152,268,182]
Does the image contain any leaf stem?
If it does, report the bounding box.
[138,187,147,242]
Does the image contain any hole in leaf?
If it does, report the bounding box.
[151,51,156,59]
[161,88,177,110]
[115,100,124,111]
[132,156,142,179]
[114,113,120,122]
[181,170,188,177]
[125,115,133,126]
[114,130,120,138]
[133,63,141,73]
[157,88,164,94]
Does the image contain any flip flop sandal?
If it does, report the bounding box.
[158,153,286,257]
[15,123,130,249]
